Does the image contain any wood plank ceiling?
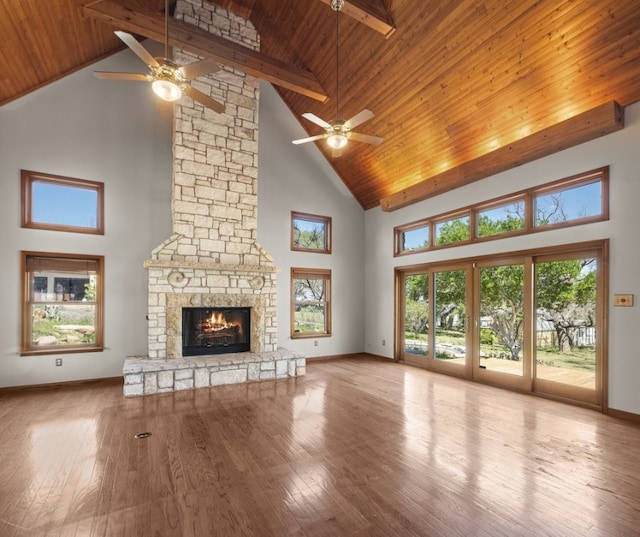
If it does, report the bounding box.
[2,0,640,210]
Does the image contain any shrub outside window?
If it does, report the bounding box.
[21,252,104,355]
[435,215,470,245]
[291,268,331,338]
[477,199,525,237]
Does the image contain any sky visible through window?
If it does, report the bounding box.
[294,219,321,234]
[32,181,98,228]
[535,181,602,224]
[399,178,602,252]
[403,226,429,250]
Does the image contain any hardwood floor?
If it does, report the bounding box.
[1,355,639,536]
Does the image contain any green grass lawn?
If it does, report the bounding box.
[405,329,596,372]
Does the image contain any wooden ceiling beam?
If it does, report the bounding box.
[317,0,395,38]
[83,0,328,102]
[380,101,625,212]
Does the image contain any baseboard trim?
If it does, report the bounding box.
[607,407,640,423]
[0,376,122,393]
[305,352,393,362]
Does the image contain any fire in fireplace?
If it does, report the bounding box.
[182,307,251,356]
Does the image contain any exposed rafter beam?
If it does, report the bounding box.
[84,0,328,102]
[318,0,395,38]
[381,101,624,212]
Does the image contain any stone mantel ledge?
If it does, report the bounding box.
[143,258,279,273]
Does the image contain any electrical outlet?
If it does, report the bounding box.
[314,340,318,347]
[614,294,634,307]
[382,339,386,346]
[55,358,63,367]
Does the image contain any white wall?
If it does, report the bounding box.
[0,61,366,386]
[0,45,173,387]
[257,82,366,358]
[364,101,640,415]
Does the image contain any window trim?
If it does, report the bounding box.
[21,170,105,235]
[290,267,332,338]
[291,212,332,254]
[394,167,609,256]
[21,251,105,355]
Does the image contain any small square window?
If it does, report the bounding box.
[291,212,331,253]
[21,170,104,234]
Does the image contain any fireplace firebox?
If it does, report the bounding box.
[182,307,251,356]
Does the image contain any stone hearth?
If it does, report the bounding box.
[123,350,305,397]
[123,0,305,396]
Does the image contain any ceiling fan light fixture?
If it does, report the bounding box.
[291,1,382,151]
[327,133,348,149]
[152,78,182,101]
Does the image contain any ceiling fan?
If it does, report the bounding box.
[292,0,382,156]
[94,0,225,113]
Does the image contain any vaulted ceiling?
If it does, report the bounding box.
[2,0,640,210]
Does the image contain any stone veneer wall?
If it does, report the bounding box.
[144,0,278,360]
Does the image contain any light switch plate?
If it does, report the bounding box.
[614,294,634,306]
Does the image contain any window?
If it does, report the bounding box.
[394,167,608,255]
[533,178,604,227]
[398,222,430,253]
[291,268,331,338]
[21,170,104,234]
[477,199,525,237]
[434,215,470,245]
[21,252,104,355]
[291,212,331,253]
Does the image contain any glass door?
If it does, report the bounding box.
[396,242,605,408]
[400,266,471,376]
[432,267,470,375]
[533,252,602,406]
[473,259,530,390]
[401,272,430,365]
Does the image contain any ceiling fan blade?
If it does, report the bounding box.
[349,132,384,146]
[183,86,226,114]
[179,59,220,80]
[94,71,148,81]
[292,134,328,145]
[114,31,160,68]
[302,113,332,129]
[345,109,374,129]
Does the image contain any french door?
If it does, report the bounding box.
[400,265,471,377]
[397,242,606,408]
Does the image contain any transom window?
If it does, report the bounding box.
[21,252,104,355]
[395,167,608,255]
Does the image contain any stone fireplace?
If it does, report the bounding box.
[122,0,304,396]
